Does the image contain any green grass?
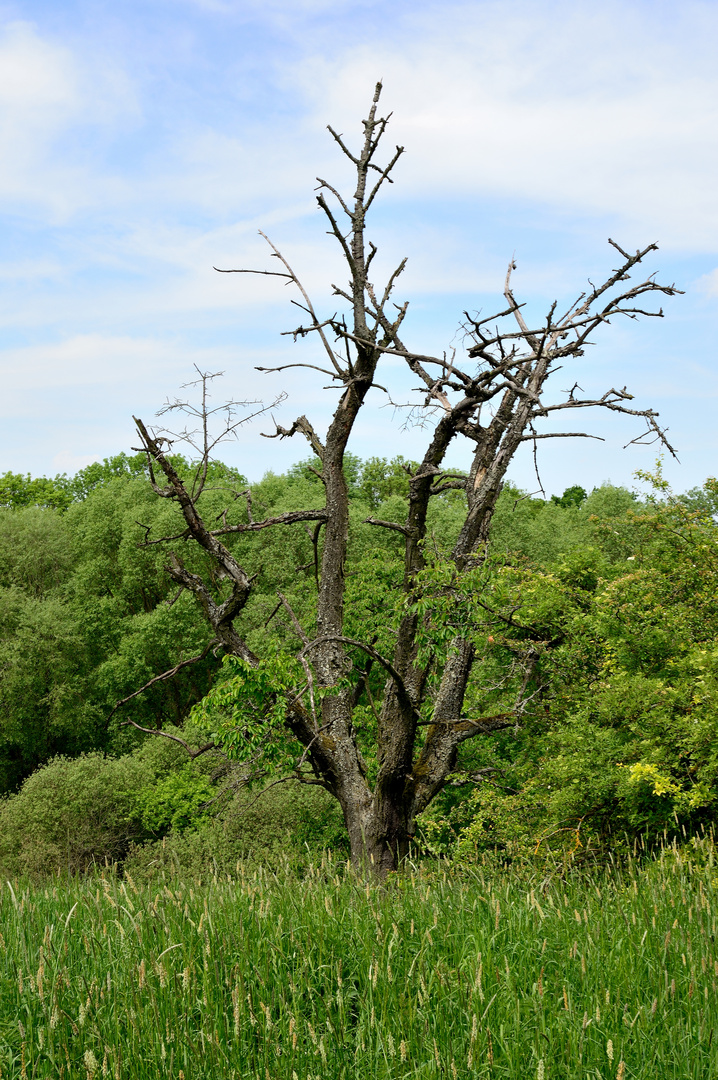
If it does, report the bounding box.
[0,844,717,1079]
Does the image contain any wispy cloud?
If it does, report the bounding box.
[0,20,139,219]
[0,0,716,493]
[291,1,718,252]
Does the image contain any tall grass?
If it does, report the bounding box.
[0,842,716,1078]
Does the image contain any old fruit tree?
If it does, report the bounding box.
[129,84,679,874]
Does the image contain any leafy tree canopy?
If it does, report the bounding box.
[4,447,718,873]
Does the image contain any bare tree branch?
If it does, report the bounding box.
[518,432,605,443]
[260,414,326,459]
[107,640,219,723]
[119,719,217,760]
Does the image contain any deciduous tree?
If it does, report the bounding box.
[130,84,680,874]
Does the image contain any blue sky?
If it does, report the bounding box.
[1,0,717,495]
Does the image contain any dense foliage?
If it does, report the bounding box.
[1,453,718,873]
[421,471,718,861]
[0,455,220,790]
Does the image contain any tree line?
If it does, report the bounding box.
[1,450,717,876]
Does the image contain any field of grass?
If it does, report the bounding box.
[0,844,716,1079]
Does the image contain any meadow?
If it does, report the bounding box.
[1,843,716,1079]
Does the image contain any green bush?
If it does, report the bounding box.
[137,764,215,833]
[0,752,152,877]
[0,733,347,881]
[0,730,224,878]
[125,781,348,880]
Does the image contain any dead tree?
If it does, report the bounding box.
[130,83,680,874]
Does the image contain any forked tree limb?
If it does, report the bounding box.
[119,718,217,760]
[260,414,327,459]
[300,635,421,723]
[107,639,218,723]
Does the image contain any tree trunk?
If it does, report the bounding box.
[340,790,413,876]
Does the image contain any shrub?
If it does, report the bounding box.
[0,752,152,877]
[137,764,215,834]
[125,781,348,879]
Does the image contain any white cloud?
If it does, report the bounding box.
[0,21,80,209]
[51,450,102,474]
[177,0,378,17]
[0,332,330,417]
[0,334,179,400]
[0,21,78,114]
[3,3,717,246]
[0,19,138,218]
[696,268,718,296]
[0,256,65,283]
[290,1,718,252]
